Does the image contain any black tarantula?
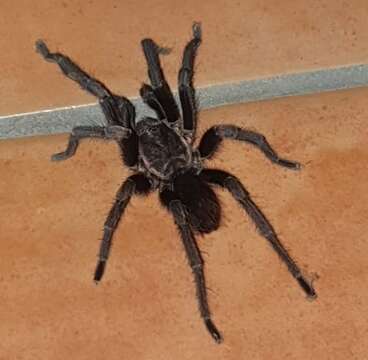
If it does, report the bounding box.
[35,23,316,343]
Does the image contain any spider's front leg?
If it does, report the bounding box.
[178,22,202,136]
[35,40,112,99]
[198,125,301,170]
[139,83,166,120]
[141,37,180,123]
[51,125,131,161]
[160,191,223,344]
[35,40,135,162]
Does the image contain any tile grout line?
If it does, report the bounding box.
[1,64,368,140]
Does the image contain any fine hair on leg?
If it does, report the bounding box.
[35,40,112,99]
[200,169,316,299]
[36,40,137,166]
[141,38,180,122]
[139,83,166,120]
[51,126,131,162]
[160,190,223,343]
[95,174,152,282]
[178,22,202,136]
[173,171,220,234]
[198,125,301,170]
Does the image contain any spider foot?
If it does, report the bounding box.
[35,39,53,60]
[149,39,171,56]
[155,44,172,56]
[51,151,72,162]
[205,319,223,344]
[192,22,202,41]
[277,158,302,170]
[94,260,106,283]
[297,276,317,300]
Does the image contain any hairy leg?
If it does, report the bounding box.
[198,125,301,169]
[178,22,202,137]
[100,95,136,129]
[160,190,222,343]
[95,174,152,282]
[36,40,138,166]
[36,40,135,127]
[119,133,139,168]
[141,38,180,122]
[36,40,112,99]
[139,83,166,119]
[51,126,131,161]
[200,169,316,299]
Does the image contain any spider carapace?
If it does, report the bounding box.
[35,22,316,344]
[137,118,194,180]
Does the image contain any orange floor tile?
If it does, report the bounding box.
[1,88,367,359]
[1,0,368,115]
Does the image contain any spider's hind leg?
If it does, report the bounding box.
[95,174,152,282]
[173,171,221,234]
[200,169,317,299]
[160,190,223,343]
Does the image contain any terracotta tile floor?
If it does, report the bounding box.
[1,88,367,359]
[1,1,368,358]
[1,0,368,114]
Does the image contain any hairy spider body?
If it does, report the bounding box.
[167,170,221,234]
[35,23,316,344]
[137,118,193,180]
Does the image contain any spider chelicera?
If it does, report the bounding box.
[35,23,316,343]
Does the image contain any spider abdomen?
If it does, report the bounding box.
[174,172,221,234]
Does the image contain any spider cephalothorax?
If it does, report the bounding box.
[136,117,194,180]
[35,23,316,344]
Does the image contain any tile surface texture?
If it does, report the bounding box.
[1,88,367,359]
[1,0,368,115]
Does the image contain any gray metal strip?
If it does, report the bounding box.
[1,64,368,140]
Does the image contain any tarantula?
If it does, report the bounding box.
[35,23,316,343]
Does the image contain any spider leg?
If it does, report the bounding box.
[141,38,180,122]
[200,169,317,299]
[160,190,223,344]
[178,22,201,137]
[100,95,136,128]
[139,83,166,119]
[36,40,136,127]
[198,125,301,170]
[95,174,152,282]
[35,40,112,99]
[36,41,138,165]
[51,125,131,161]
